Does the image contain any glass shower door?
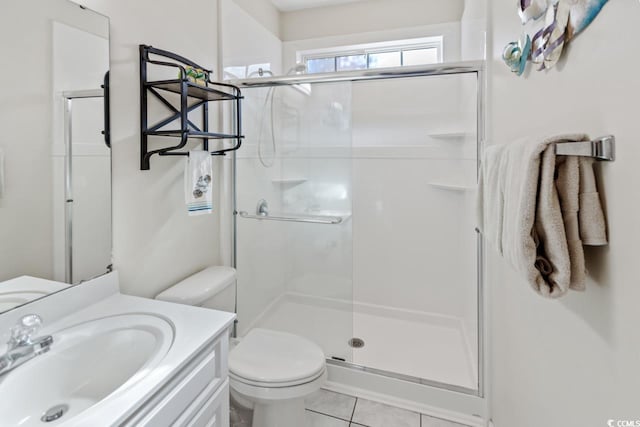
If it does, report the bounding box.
[235,81,354,362]
[349,73,479,391]
[234,69,481,394]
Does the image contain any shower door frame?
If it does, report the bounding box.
[230,61,486,398]
[62,88,109,285]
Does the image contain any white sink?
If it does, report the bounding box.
[0,313,174,426]
[0,277,70,312]
[0,291,50,312]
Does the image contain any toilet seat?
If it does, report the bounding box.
[230,368,327,403]
[230,367,325,388]
[229,328,326,388]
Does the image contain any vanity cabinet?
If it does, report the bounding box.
[0,273,236,427]
[124,327,231,427]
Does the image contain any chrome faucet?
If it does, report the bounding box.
[0,314,53,376]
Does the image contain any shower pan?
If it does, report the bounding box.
[230,62,485,416]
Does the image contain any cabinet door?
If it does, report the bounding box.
[179,379,230,427]
[125,329,230,427]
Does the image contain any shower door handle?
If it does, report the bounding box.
[237,211,343,225]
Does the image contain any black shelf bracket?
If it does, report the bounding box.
[139,45,244,170]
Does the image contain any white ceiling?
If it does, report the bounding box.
[270,0,368,12]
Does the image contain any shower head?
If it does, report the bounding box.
[257,63,308,169]
[287,63,307,75]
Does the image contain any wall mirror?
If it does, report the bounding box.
[0,0,111,313]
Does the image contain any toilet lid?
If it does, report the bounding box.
[229,328,326,385]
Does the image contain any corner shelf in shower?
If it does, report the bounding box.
[428,132,473,140]
[428,182,475,192]
[271,178,308,186]
[139,45,244,170]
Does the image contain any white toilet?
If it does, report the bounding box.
[155,266,326,427]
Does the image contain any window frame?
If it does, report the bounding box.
[296,36,444,74]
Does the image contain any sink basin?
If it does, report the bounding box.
[0,276,70,312]
[0,291,50,312]
[0,313,174,426]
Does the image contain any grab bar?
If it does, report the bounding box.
[237,211,343,225]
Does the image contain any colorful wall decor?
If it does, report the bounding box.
[503,0,609,75]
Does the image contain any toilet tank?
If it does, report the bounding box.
[155,266,236,313]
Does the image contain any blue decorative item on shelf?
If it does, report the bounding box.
[503,34,531,76]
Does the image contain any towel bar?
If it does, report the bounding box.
[237,211,344,225]
[555,135,615,161]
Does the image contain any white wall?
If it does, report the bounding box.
[221,0,283,78]
[460,0,486,61]
[233,0,281,39]
[280,0,464,42]
[489,1,640,425]
[81,0,223,298]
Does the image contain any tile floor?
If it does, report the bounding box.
[304,389,471,427]
[231,388,471,427]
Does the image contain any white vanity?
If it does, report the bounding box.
[0,273,235,427]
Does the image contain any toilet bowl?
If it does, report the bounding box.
[229,328,326,427]
[155,266,327,427]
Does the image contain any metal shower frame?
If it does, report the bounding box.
[228,61,486,398]
[62,73,111,285]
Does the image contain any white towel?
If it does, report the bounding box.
[185,150,213,216]
[477,134,607,298]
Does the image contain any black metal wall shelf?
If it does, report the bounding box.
[140,45,244,170]
[147,80,239,101]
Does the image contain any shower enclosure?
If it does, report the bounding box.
[231,63,484,401]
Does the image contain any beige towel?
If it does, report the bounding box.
[478,134,608,298]
[578,157,608,246]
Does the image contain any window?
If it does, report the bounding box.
[306,57,336,74]
[368,51,401,69]
[337,54,367,71]
[297,36,443,74]
[402,48,440,66]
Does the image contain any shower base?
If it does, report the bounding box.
[240,293,477,390]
